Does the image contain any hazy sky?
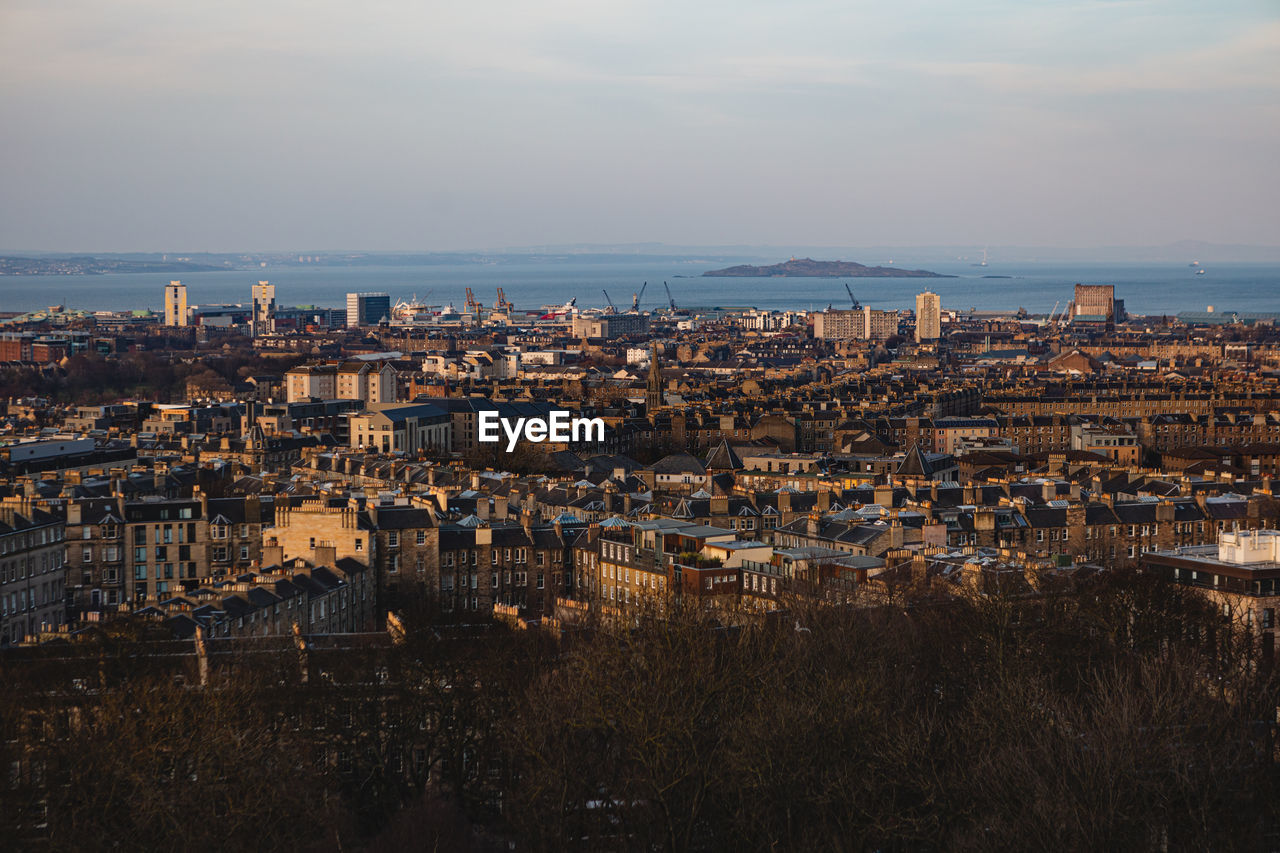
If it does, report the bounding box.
[1,0,1276,252]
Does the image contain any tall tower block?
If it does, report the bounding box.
[164,281,188,327]
[251,281,276,336]
[915,291,941,341]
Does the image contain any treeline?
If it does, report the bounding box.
[0,350,306,405]
[2,570,1277,851]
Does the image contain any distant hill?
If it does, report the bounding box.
[702,258,951,278]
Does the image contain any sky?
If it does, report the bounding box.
[1,0,1277,252]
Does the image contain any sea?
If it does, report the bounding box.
[1,259,1278,317]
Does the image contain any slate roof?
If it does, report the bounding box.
[704,439,744,471]
[896,443,933,477]
[651,452,707,476]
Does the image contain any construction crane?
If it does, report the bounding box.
[495,288,513,313]
[464,287,481,315]
[602,289,617,313]
[844,282,861,310]
[664,281,676,311]
[632,281,647,312]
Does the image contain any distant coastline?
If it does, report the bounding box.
[703,258,952,278]
[0,256,228,276]
[0,258,1274,316]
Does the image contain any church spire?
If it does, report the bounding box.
[646,344,664,413]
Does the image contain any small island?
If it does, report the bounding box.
[703,257,951,278]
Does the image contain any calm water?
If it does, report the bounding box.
[1,259,1277,316]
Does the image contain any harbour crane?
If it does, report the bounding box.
[632,281,647,312]
[496,288,513,313]
[664,281,676,311]
[464,287,481,315]
[844,282,861,311]
[1046,300,1061,326]
[602,289,617,313]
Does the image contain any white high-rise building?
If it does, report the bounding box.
[916,291,941,342]
[164,281,188,327]
[251,281,276,336]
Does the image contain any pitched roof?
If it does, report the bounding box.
[704,439,744,471]
[896,443,934,477]
[651,452,707,476]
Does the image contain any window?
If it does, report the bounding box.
[388,531,399,548]
[416,531,426,546]
[82,547,92,563]
[355,539,363,552]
